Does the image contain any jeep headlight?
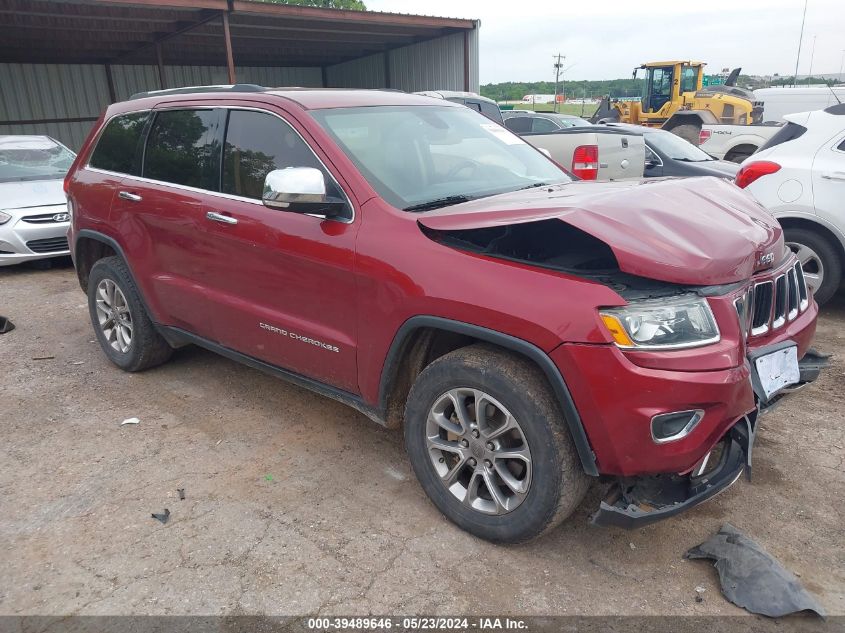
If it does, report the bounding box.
[599,295,720,350]
[0,211,11,225]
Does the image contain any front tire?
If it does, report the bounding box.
[784,228,842,306]
[87,256,173,372]
[404,344,589,543]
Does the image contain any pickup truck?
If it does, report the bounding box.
[698,123,782,163]
[66,86,823,543]
[416,91,646,181]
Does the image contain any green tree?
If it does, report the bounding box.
[254,0,367,9]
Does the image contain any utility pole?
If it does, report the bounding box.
[553,53,565,113]
[792,0,808,87]
[807,35,817,84]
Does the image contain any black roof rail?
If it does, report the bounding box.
[129,84,269,100]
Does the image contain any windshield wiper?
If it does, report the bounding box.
[403,195,474,212]
[514,182,550,191]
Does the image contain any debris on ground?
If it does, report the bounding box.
[177,488,185,500]
[694,586,706,603]
[120,417,140,426]
[629,542,636,550]
[686,523,825,618]
[31,355,55,361]
[0,316,14,333]
[151,509,170,524]
[264,474,274,481]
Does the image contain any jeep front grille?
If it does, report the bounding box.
[737,261,809,339]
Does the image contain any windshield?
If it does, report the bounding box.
[311,106,571,211]
[647,130,713,162]
[0,137,76,183]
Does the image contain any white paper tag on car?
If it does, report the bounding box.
[481,123,525,145]
[755,346,800,400]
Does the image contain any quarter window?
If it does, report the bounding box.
[143,109,219,190]
[89,112,149,175]
[222,110,326,200]
[531,117,559,133]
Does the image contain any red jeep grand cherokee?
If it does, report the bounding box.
[65,86,825,542]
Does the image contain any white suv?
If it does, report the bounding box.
[736,104,845,305]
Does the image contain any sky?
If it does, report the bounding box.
[366,0,845,83]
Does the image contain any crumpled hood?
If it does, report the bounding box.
[0,179,65,212]
[418,177,783,285]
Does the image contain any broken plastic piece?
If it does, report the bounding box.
[120,417,140,426]
[151,509,170,524]
[686,523,825,618]
[0,316,14,333]
[177,488,185,501]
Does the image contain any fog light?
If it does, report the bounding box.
[651,409,704,444]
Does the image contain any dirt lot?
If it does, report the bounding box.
[1,260,843,620]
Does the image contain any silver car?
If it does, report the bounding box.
[0,135,76,266]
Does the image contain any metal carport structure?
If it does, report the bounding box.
[0,0,479,148]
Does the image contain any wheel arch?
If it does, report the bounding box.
[378,316,599,476]
[73,229,159,319]
[777,214,845,272]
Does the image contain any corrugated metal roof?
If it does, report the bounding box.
[0,0,477,67]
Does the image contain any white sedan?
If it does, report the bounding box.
[0,136,75,266]
[736,104,845,305]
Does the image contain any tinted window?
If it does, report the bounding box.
[757,122,807,153]
[503,116,532,134]
[222,110,325,200]
[143,109,219,189]
[531,117,559,133]
[838,138,845,152]
[89,112,149,175]
[478,101,504,124]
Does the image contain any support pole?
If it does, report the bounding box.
[104,63,117,103]
[155,42,166,89]
[463,30,470,91]
[222,12,236,84]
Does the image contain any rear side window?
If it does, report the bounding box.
[531,117,559,133]
[143,109,219,190]
[478,101,504,124]
[503,116,532,134]
[89,112,149,175]
[758,122,807,153]
[221,110,326,200]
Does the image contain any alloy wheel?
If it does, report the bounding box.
[425,388,532,515]
[95,278,133,353]
[786,241,824,295]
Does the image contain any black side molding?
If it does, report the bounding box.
[159,326,383,426]
[379,316,599,476]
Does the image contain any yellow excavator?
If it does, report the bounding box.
[591,61,764,144]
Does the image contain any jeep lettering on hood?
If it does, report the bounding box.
[418,176,783,286]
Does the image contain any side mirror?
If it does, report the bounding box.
[262,167,346,218]
[538,147,552,158]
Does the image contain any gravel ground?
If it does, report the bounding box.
[0,260,843,622]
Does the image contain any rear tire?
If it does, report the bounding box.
[87,256,173,372]
[404,344,589,543]
[784,228,842,306]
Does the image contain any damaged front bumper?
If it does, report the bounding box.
[591,348,829,529]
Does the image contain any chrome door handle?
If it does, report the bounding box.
[118,191,142,202]
[206,211,238,225]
